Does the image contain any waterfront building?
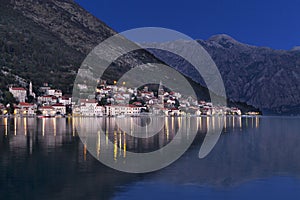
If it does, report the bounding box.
[9,87,27,103]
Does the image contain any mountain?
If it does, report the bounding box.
[0,0,168,93]
[0,0,88,93]
[146,35,300,114]
[0,0,297,114]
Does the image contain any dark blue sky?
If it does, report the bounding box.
[75,0,300,50]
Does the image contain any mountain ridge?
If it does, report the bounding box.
[1,0,299,114]
[147,35,300,114]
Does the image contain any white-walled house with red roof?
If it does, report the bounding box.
[52,103,66,115]
[9,87,27,103]
[58,96,72,105]
[105,104,146,116]
[37,95,53,104]
[79,99,104,117]
[18,102,36,116]
[39,106,56,117]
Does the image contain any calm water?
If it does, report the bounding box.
[1,116,300,199]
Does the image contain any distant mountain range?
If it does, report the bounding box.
[146,35,300,115]
[1,0,299,114]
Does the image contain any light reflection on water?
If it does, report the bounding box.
[2,116,300,200]
[0,116,259,160]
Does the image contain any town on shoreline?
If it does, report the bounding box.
[0,80,259,118]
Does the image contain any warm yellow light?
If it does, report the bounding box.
[84,144,87,161]
[256,117,259,128]
[14,118,17,136]
[165,117,169,141]
[4,118,7,136]
[53,118,56,136]
[123,132,126,158]
[24,118,27,136]
[114,80,117,85]
[106,129,108,145]
[97,131,101,158]
[72,118,75,137]
[114,130,117,161]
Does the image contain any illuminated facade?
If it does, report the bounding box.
[9,87,27,103]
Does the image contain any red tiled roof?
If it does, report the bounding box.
[108,104,145,108]
[52,103,65,107]
[128,104,139,108]
[40,95,53,98]
[61,97,71,100]
[19,102,34,107]
[40,106,54,110]
[11,87,26,91]
[141,91,153,94]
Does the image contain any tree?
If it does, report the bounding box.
[1,91,17,114]
[2,91,16,105]
[27,95,35,103]
[99,97,108,106]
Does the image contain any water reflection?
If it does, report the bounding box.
[0,116,260,158]
[3,116,293,199]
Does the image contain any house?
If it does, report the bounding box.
[9,87,27,102]
[115,97,126,104]
[54,90,63,98]
[47,89,55,96]
[39,106,56,117]
[105,104,146,116]
[141,91,154,98]
[231,107,242,115]
[95,105,104,117]
[39,83,51,94]
[166,108,181,116]
[51,96,58,104]
[37,95,53,104]
[59,96,72,105]
[19,102,36,116]
[79,99,100,116]
[52,103,66,115]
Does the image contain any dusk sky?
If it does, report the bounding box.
[75,0,300,50]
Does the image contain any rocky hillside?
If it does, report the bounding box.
[1,0,298,114]
[147,35,300,114]
[0,0,165,93]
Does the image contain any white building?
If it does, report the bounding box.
[52,103,66,115]
[79,99,103,116]
[9,87,27,103]
[59,96,72,105]
[29,82,36,98]
[39,106,56,116]
[95,105,104,117]
[54,90,63,98]
[18,102,36,116]
[47,89,55,96]
[105,105,146,116]
[37,95,53,104]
